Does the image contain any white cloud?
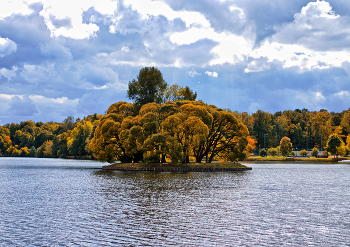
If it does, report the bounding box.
[39,0,118,39]
[0,66,18,80]
[244,61,269,73]
[229,6,246,20]
[30,95,78,106]
[0,0,36,20]
[246,1,350,72]
[295,0,338,23]
[170,27,254,65]
[188,68,201,77]
[0,37,17,57]
[334,91,350,98]
[314,91,326,102]
[123,0,210,28]
[0,0,118,39]
[205,71,218,77]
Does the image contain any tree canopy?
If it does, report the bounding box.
[127,67,168,106]
[280,136,292,156]
[89,101,249,164]
[326,134,342,157]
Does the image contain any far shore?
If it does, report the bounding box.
[245,156,350,163]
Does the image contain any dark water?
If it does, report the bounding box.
[1,158,350,246]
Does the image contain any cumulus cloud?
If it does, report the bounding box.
[0,37,17,57]
[5,95,39,117]
[0,0,34,19]
[245,1,350,72]
[0,66,18,80]
[272,0,350,51]
[124,0,210,28]
[2,0,350,124]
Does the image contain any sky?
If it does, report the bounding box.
[1,0,350,124]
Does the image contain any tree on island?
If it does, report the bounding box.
[127,67,168,106]
[162,84,197,102]
[280,136,292,156]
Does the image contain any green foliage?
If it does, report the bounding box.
[299,149,309,157]
[127,67,167,106]
[29,146,36,157]
[259,149,267,157]
[311,147,319,157]
[326,133,343,156]
[51,136,59,158]
[179,86,197,101]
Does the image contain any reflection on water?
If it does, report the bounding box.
[1,158,350,246]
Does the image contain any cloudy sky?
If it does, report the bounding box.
[1,0,350,124]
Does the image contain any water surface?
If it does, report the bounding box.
[1,158,349,246]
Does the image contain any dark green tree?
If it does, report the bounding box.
[51,136,59,158]
[180,86,197,101]
[326,134,342,157]
[127,67,168,106]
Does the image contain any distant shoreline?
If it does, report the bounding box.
[245,156,350,163]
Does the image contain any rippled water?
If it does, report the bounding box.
[1,158,350,246]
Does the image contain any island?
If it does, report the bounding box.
[102,162,252,172]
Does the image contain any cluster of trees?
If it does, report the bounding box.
[0,114,103,158]
[89,67,251,164]
[89,101,251,164]
[236,108,350,156]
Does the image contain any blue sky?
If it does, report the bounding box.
[1,0,350,124]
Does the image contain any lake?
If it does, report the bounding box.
[1,158,350,246]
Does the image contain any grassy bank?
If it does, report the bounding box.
[245,156,350,163]
[107,162,250,169]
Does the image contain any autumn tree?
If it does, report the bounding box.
[90,100,249,164]
[90,102,136,163]
[326,134,342,157]
[68,120,93,156]
[299,149,308,157]
[280,136,292,156]
[311,147,319,157]
[127,67,167,106]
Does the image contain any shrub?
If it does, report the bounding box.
[311,147,319,157]
[259,149,267,157]
[299,149,308,157]
[291,151,296,157]
[268,148,278,157]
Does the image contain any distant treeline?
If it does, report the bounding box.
[1,107,350,158]
[0,114,103,158]
[234,108,350,152]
